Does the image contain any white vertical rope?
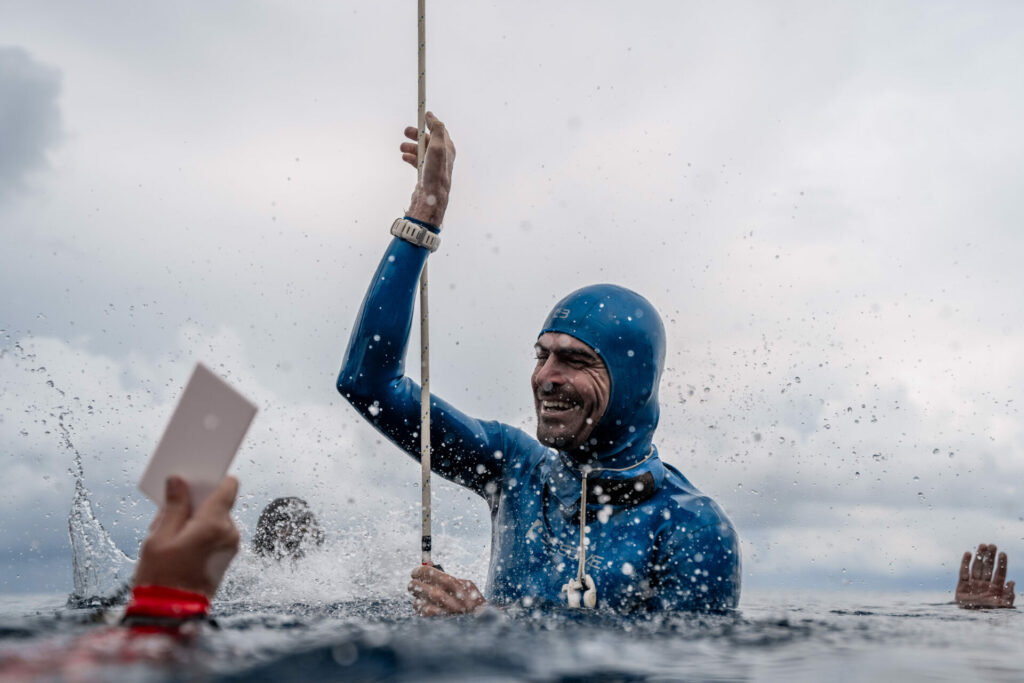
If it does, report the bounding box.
[416,0,432,566]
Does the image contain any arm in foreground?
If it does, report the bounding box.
[0,477,241,676]
[955,543,1015,609]
[125,475,241,628]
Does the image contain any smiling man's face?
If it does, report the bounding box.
[531,332,611,452]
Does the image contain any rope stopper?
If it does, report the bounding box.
[416,0,433,567]
[561,445,656,609]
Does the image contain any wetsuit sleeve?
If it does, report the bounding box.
[337,236,505,498]
[652,520,742,613]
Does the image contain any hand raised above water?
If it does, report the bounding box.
[133,476,241,599]
[400,111,455,228]
[955,543,1015,609]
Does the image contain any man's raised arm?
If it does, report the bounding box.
[336,113,504,498]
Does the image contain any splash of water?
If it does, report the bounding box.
[60,410,135,608]
[217,508,490,609]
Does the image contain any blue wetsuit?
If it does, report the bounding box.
[338,234,741,613]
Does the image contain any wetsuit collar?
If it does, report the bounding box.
[549,445,666,513]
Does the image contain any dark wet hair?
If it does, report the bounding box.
[252,497,325,560]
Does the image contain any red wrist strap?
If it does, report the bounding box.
[124,585,210,620]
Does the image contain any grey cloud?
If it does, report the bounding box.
[0,47,61,203]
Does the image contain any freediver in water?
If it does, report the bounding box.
[336,112,742,614]
[253,496,326,561]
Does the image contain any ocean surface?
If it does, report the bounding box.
[0,589,1019,682]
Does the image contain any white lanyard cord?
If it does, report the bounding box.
[574,445,656,583]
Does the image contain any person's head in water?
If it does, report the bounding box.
[252,497,325,561]
[534,284,666,462]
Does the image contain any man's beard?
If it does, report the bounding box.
[535,388,590,452]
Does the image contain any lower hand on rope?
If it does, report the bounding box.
[955,543,1015,608]
[401,111,455,228]
[408,564,486,616]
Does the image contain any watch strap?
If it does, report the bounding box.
[391,218,441,252]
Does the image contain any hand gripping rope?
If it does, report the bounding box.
[561,445,656,609]
[416,0,434,568]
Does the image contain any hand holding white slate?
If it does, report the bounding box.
[138,363,257,508]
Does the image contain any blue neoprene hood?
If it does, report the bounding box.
[540,284,666,464]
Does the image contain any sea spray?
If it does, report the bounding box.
[217,505,490,610]
[60,409,135,607]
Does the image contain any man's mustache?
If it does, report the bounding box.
[536,389,581,403]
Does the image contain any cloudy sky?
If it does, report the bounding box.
[2,1,1022,599]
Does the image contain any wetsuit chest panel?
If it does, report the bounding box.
[488,454,574,603]
[487,451,676,611]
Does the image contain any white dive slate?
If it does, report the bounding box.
[139,363,257,508]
